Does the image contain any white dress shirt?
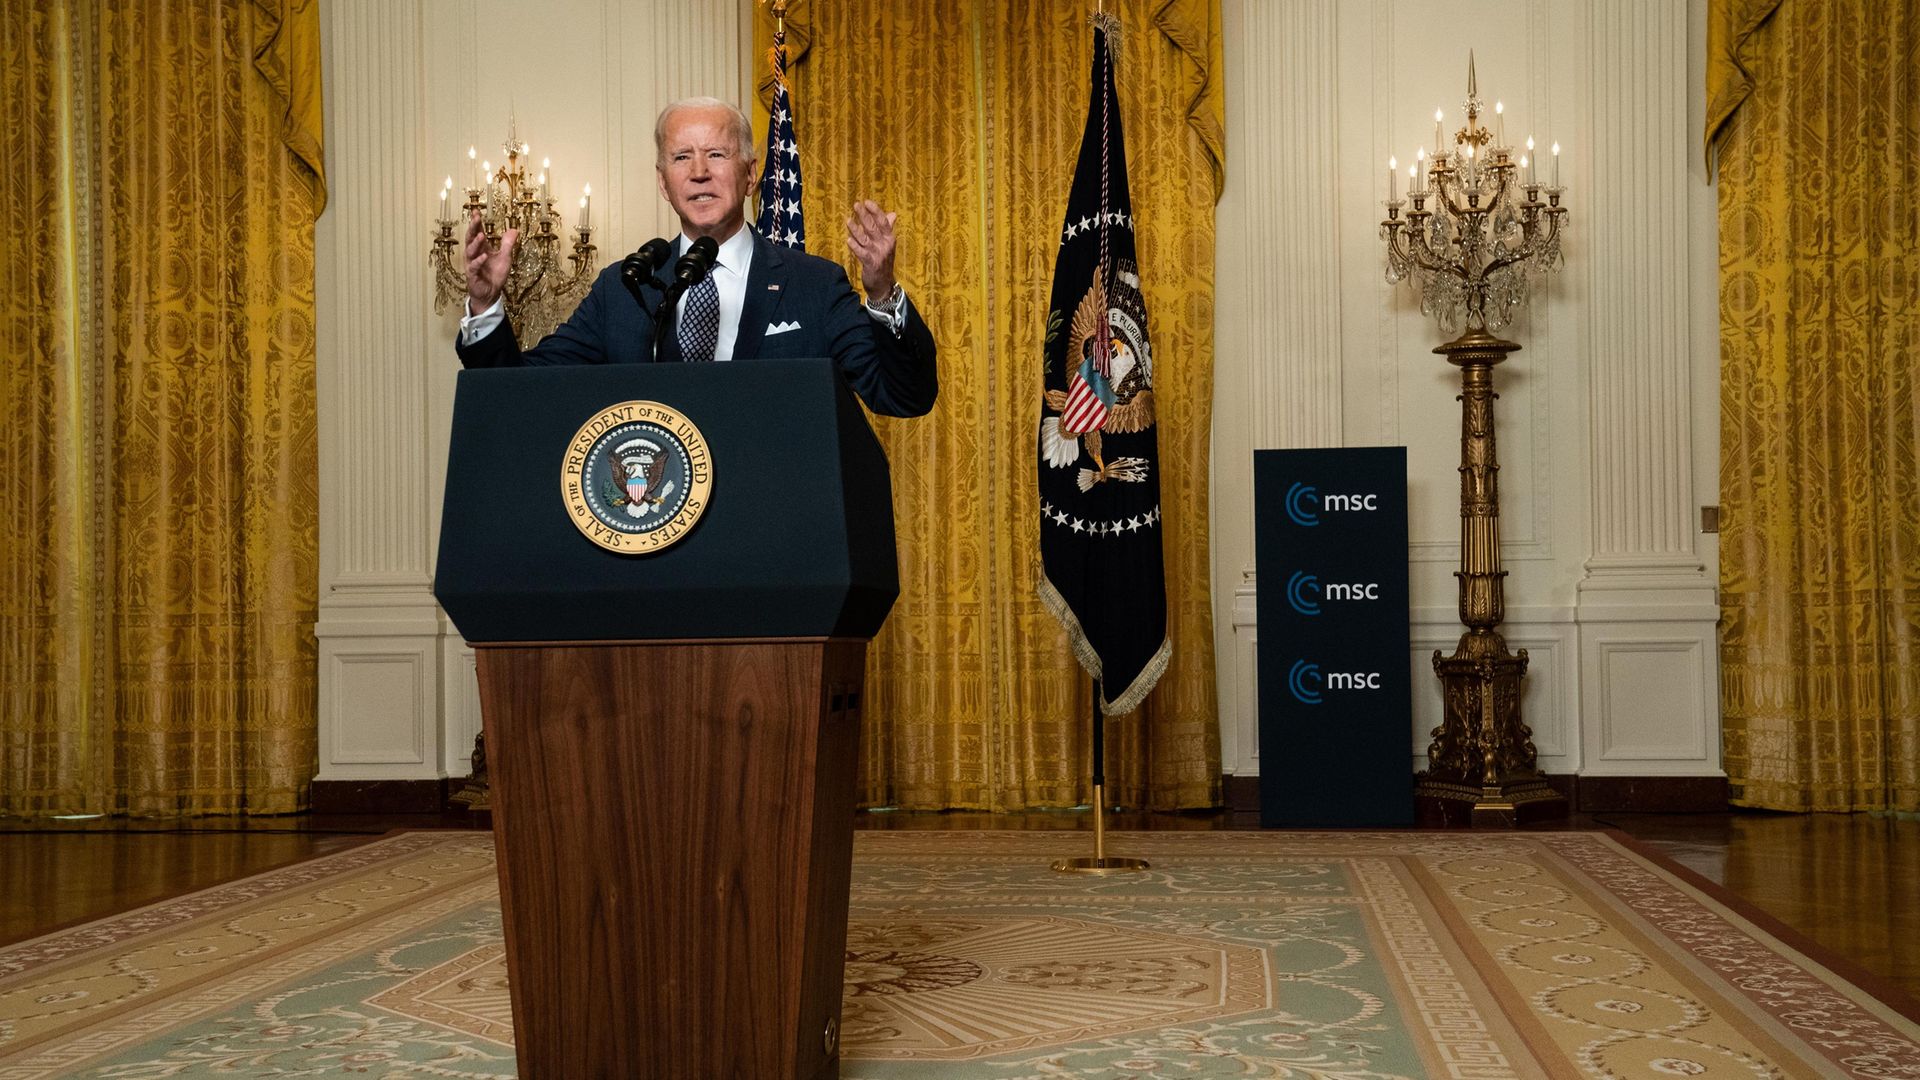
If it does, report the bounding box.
[685,225,754,363]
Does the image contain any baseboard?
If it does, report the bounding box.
[1223,775,1260,815]
[1222,773,1727,818]
[1568,775,1729,814]
[310,778,452,815]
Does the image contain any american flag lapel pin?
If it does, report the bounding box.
[768,283,781,291]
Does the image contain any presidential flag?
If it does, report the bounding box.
[756,25,805,250]
[1036,15,1169,716]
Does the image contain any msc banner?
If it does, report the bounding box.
[1255,447,1413,826]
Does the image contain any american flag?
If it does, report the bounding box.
[756,29,805,250]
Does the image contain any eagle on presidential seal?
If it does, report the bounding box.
[602,438,675,519]
[1041,258,1155,492]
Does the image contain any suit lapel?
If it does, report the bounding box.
[734,231,787,361]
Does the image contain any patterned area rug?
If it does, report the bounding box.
[3,830,1917,1078]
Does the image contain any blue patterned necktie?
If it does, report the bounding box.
[678,272,721,363]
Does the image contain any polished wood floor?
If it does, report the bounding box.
[3,808,1915,1000]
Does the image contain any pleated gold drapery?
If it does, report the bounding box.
[0,1,325,816]
[756,0,1223,810]
[1708,0,1920,811]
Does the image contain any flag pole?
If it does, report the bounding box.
[1052,679,1149,874]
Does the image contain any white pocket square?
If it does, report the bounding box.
[766,320,802,336]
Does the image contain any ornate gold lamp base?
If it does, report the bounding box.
[1410,327,1569,829]
[1415,630,1567,827]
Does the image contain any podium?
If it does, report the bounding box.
[434,360,897,1079]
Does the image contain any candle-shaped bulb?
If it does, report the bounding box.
[542,157,551,170]
[1519,154,1529,168]
[538,171,546,186]
[1551,141,1560,156]
[443,176,453,190]
[1526,135,1535,152]
[1495,101,1504,115]
[468,146,476,161]
[1389,154,1398,171]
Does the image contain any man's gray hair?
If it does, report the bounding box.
[654,97,757,169]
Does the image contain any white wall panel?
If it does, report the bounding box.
[1215,0,1721,784]
[317,0,749,783]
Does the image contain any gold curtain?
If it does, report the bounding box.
[1709,0,1920,811]
[0,1,325,816]
[756,0,1223,810]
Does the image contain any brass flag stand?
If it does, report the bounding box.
[1053,681,1150,875]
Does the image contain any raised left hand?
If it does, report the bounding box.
[845,199,898,302]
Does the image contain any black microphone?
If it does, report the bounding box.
[671,235,720,286]
[619,238,671,309]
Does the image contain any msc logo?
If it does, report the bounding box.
[1285,572,1382,616]
[1286,659,1383,705]
[1283,483,1380,527]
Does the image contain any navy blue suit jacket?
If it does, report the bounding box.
[454,230,938,418]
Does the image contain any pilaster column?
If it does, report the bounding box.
[314,0,442,791]
[1574,0,1719,776]
[1214,0,1345,778]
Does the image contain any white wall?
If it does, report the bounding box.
[314,0,752,785]
[1212,0,1722,782]
[315,0,1722,792]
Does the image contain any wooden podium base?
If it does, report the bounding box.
[477,638,866,1080]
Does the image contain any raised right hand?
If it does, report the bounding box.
[464,208,518,312]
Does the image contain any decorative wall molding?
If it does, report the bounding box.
[315,0,750,792]
[1214,0,1722,788]
[315,0,444,785]
[322,645,433,770]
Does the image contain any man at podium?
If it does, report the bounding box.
[452,96,938,418]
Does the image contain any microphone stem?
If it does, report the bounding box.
[652,281,687,361]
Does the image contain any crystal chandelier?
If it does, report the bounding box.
[1381,57,1567,335]
[430,117,598,344]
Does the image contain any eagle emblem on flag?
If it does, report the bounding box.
[1041,258,1156,492]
